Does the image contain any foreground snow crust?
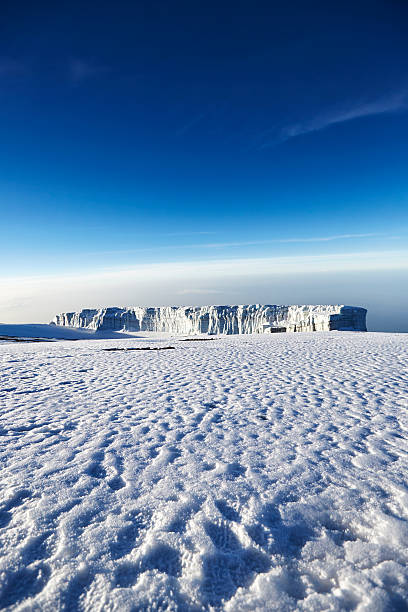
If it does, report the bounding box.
[0,332,407,611]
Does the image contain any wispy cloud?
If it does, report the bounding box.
[199,233,387,249]
[69,59,109,84]
[261,91,408,147]
[175,104,221,137]
[0,58,26,76]
[176,111,209,136]
[157,231,215,237]
[86,232,391,256]
[2,249,407,288]
[177,288,224,295]
[1,249,407,322]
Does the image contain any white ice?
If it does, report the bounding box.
[0,332,407,610]
[52,304,367,334]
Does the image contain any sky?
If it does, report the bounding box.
[0,0,407,330]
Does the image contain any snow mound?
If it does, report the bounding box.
[0,323,137,343]
[0,332,407,610]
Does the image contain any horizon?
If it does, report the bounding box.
[1,0,407,331]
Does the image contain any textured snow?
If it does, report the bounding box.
[1,332,407,611]
[53,304,367,334]
[0,323,138,343]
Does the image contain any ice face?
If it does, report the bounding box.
[52,304,367,334]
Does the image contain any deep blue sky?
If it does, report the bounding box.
[1,0,407,328]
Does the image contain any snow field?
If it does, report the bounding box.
[0,332,407,610]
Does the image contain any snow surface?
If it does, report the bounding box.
[0,332,407,611]
[0,324,137,343]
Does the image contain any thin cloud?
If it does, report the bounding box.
[0,58,26,76]
[261,92,408,147]
[177,288,224,295]
[86,232,391,256]
[1,249,407,322]
[69,59,109,84]
[175,104,221,137]
[200,233,387,249]
[2,249,407,287]
[158,231,216,237]
[176,111,209,136]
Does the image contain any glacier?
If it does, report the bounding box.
[52,304,367,334]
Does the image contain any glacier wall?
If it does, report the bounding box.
[52,305,367,334]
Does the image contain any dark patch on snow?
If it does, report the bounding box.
[102,346,175,352]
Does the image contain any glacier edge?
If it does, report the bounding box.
[52,305,367,334]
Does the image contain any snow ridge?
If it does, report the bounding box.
[53,304,367,334]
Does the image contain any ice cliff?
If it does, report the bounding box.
[52,305,367,334]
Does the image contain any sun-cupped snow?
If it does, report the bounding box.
[0,332,407,610]
[52,304,367,334]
